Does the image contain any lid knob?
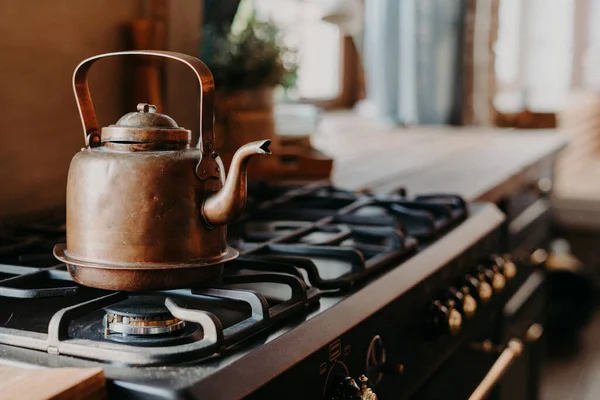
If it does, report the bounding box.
[100,102,191,146]
[137,103,157,113]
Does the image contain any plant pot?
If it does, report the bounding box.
[214,87,333,182]
[215,87,280,163]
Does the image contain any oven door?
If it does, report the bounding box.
[411,270,545,400]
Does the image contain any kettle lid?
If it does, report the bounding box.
[101,103,191,145]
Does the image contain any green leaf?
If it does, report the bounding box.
[200,10,299,92]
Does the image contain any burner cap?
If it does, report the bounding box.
[104,296,185,336]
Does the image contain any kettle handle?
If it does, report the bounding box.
[73,50,215,156]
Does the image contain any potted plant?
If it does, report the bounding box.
[201,14,298,161]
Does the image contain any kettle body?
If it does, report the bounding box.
[54,51,270,291]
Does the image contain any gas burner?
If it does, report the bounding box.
[103,297,185,337]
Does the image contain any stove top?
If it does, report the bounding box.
[0,182,506,399]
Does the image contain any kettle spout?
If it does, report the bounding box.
[202,140,271,226]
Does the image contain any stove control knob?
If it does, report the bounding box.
[329,376,361,400]
[463,275,492,304]
[487,254,517,280]
[491,267,506,292]
[358,375,378,400]
[447,287,477,319]
[329,375,378,400]
[502,256,518,279]
[477,265,505,293]
[365,335,404,385]
[428,299,462,336]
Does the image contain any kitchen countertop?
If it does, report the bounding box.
[313,111,569,202]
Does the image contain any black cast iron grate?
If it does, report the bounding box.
[0,263,319,365]
[0,181,467,365]
[242,183,467,241]
[230,182,466,290]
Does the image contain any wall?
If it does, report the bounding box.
[0,0,201,223]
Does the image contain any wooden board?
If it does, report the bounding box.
[0,367,105,400]
[314,111,568,202]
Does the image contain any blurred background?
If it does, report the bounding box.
[2,0,600,398]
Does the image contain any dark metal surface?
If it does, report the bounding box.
[0,182,506,400]
[56,51,271,291]
[0,266,320,365]
[0,202,504,400]
[247,190,467,242]
[213,204,506,400]
[0,265,78,298]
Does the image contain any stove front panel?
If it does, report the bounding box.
[244,227,514,400]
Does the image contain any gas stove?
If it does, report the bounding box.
[0,182,531,399]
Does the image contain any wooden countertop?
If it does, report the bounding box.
[313,111,569,202]
[0,366,105,399]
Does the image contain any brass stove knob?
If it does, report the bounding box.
[462,292,478,319]
[447,287,477,319]
[329,375,378,400]
[447,303,463,336]
[358,375,378,400]
[478,265,506,293]
[329,376,361,400]
[502,258,517,279]
[428,299,462,337]
[464,275,492,304]
[478,281,493,302]
[491,267,506,292]
[489,254,517,280]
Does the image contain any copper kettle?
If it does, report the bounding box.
[53,51,271,291]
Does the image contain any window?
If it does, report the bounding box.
[494,0,575,112]
[584,0,600,88]
[253,0,346,103]
[495,0,521,93]
[525,0,574,111]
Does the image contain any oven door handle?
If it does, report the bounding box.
[468,323,544,400]
[468,339,523,400]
